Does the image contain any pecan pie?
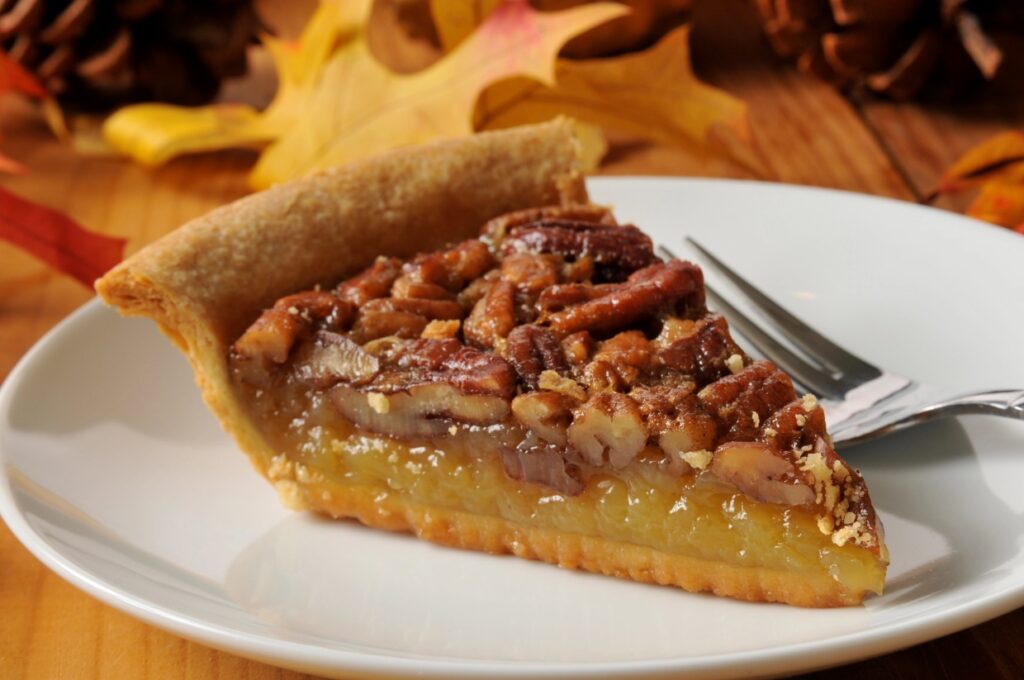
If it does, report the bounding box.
[96,120,888,607]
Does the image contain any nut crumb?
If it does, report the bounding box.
[800,393,818,412]
[367,392,390,414]
[725,353,744,374]
[681,449,713,471]
[751,411,760,427]
[422,319,461,339]
[538,370,587,401]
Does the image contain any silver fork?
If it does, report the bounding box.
[658,240,1024,447]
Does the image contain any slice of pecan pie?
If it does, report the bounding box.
[97,120,887,607]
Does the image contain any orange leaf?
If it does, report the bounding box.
[249,0,628,187]
[967,181,1024,230]
[0,50,47,99]
[0,185,126,286]
[937,130,1024,194]
[474,25,749,157]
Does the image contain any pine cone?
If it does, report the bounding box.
[0,0,263,109]
[755,0,1024,99]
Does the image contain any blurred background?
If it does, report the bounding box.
[0,1,1022,678]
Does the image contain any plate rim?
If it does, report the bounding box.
[2,177,1024,679]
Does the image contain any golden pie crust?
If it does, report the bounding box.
[97,120,887,607]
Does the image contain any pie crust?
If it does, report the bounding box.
[97,120,888,607]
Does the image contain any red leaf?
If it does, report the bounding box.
[0,185,126,286]
[0,50,47,99]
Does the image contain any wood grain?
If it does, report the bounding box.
[0,0,1021,678]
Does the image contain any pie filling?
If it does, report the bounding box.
[229,205,887,597]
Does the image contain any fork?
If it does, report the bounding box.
[657,240,1024,447]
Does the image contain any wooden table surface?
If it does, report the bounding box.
[1,1,1022,678]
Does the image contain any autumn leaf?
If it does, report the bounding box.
[103,0,367,167]
[473,25,749,155]
[935,130,1024,232]
[104,0,627,188]
[936,130,1024,194]
[0,185,126,286]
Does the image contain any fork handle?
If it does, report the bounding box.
[935,389,1024,419]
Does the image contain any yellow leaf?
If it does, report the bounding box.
[103,104,271,166]
[473,25,748,155]
[938,130,1024,194]
[103,0,370,168]
[250,0,628,188]
[431,0,501,52]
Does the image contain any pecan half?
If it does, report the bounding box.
[500,433,584,496]
[396,239,494,293]
[233,290,355,366]
[511,391,575,446]
[337,257,402,306]
[505,324,570,389]
[567,392,647,468]
[328,338,517,437]
[369,338,517,399]
[463,279,516,350]
[481,204,615,245]
[352,297,464,343]
[546,260,703,335]
[658,314,744,384]
[500,252,560,297]
[503,220,656,281]
[710,441,816,507]
[697,361,797,441]
[760,398,827,451]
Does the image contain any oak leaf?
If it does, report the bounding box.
[430,1,748,160]
[936,130,1024,232]
[104,0,627,188]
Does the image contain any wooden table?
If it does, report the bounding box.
[1,1,1022,677]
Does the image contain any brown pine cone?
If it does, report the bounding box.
[0,0,264,109]
[754,0,1024,99]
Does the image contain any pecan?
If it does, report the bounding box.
[456,269,500,311]
[463,279,516,349]
[500,433,584,496]
[511,391,575,446]
[502,220,656,281]
[294,330,380,389]
[337,256,402,306]
[352,297,463,343]
[709,442,815,507]
[629,384,717,469]
[350,311,428,342]
[590,330,653,387]
[505,324,569,389]
[760,398,827,450]
[546,260,703,335]
[697,361,797,441]
[658,314,744,385]
[500,252,560,296]
[481,204,615,245]
[233,291,355,366]
[397,239,494,293]
[328,338,517,437]
[391,278,452,300]
[371,338,517,399]
[537,283,616,314]
[567,392,647,468]
[561,331,594,366]
[330,382,509,438]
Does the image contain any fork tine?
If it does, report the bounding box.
[684,238,881,387]
[658,245,847,399]
[703,284,850,400]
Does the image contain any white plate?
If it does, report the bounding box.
[2,178,1024,680]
